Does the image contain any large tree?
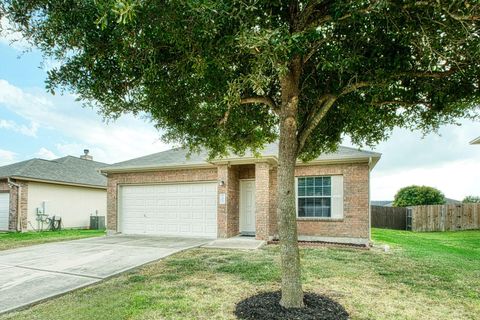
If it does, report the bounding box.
[2,0,479,308]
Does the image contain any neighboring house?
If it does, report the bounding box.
[445,198,461,205]
[470,136,480,145]
[0,151,108,231]
[101,143,381,245]
[371,200,393,207]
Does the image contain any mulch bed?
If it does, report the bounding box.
[234,291,349,320]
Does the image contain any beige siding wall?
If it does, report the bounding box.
[27,182,106,230]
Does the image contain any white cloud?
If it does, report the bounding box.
[0,119,38,137]
[371,159,480,201]
[35,147,58,160]
[0,149,17,165]
[0,17,31,51]
[0,79,171,164]
[352,119,480,201]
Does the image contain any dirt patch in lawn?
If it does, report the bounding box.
[234,291,349,320]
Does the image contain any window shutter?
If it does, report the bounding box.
[331,175,344,219]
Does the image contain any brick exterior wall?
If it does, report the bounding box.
[217,165,240,238]
[255,162,270,240]
[0,178,28,231]
[106,168,218,232]
[105,161,370,244]
[238,165,255,179]
[292,163,370,242]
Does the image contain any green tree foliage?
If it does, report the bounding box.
[393,185,446,207]
[2,0,480,308]
[462,195,480,203]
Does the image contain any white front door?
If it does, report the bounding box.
[119,182,217,238]
[239,180,256,235]
[0,193,10,231]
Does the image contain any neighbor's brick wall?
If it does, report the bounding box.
[106,168,218,232]
[18,181,28,231]
[285,163,370,240]
[0,179,28,231]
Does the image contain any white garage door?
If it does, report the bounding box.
[120,182,217,238]
[0,193,10,231]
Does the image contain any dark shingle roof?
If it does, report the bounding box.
[102,142,381,172]
[0,156,108,187]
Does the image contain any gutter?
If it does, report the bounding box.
[9,176,106,190]
[7,177,22,232]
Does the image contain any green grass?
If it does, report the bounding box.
[1,229,479,320]
[0,229,105,251]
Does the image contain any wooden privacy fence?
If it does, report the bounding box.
[371,206,407,230]
[410,203,480,232]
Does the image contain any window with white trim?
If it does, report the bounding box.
[297,176,331,217]
[296,175,344,219]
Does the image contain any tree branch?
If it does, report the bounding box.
[339,81,372,96]
[398,68,459,79]
[240,96,278,111]
[297,94,337,153]
[305,0,381,30]
[220,95,278,125]
[371,100,432,108]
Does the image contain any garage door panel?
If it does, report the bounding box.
[120,183,217,238]
[0,193,9,231]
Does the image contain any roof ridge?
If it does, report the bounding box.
[54,155,110,166]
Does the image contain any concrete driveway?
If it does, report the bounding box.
[0,235,209,315]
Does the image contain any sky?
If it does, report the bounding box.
[1,20,479,201]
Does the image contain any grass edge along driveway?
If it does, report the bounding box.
[1,228,479,320]
[0,229,105,251]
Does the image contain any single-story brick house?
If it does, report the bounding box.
[0,151,107,231]
[101,143,381,245]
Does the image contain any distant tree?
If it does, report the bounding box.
[393,186,445,207]
[462,196,480,203]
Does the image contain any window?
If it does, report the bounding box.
[297,177,332,217]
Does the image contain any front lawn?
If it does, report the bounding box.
[0,229,105,251]
[2,229,479,320]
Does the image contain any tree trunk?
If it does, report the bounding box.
[277,57,304,308]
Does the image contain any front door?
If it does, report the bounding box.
[239,180,256,235]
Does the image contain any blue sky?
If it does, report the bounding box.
[1,20,480,201]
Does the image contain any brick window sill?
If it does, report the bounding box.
[296,217,344,222]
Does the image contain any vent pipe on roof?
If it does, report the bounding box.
[80,149,93,160]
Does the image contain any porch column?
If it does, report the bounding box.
[217,164,239,238]
[255,161,270,240]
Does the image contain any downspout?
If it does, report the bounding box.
[367,157,372,246]
[7,177,22,232]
